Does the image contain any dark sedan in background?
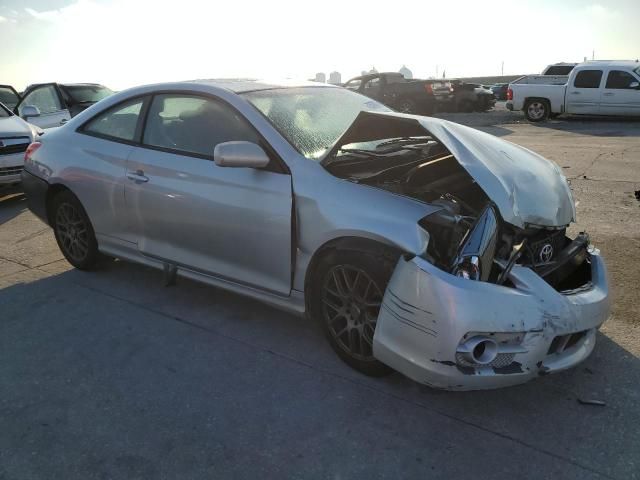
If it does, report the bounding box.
[491,83,509,100]
[449,81,496,112]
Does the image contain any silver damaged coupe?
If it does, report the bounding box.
[21,80,610,390]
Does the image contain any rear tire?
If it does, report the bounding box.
[524,99,550,122]
[51,190,100,270]
[310,248,397,377]
[397,98,417,114]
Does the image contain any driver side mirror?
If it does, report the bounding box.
[214,141,270,168]
[21,105,41,120]
[630,81,640,89]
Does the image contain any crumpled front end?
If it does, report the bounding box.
[373,250,609,390]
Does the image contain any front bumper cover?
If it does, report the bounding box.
[373,251,610,390]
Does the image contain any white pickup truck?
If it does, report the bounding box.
[507,60,640,121]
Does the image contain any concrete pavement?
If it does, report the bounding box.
[1,114,639,479]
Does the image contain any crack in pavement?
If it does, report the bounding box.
[66,280,616,480]
[0,255,65,275]
[568,152,608,180]
[14,227,50,244]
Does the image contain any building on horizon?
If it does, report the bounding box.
[328,71,341,84]
[314,72,326,83]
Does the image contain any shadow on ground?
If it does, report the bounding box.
[0,190,26,225]
[530,116,640,137]
[1,259,638,479]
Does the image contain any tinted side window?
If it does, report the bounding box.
[573,70,603,88]
[83,98,144,141]
[142,95,258,158]
[605,70,638,89]
[21,86,62,114]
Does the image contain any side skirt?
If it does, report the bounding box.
[96,234,306,317]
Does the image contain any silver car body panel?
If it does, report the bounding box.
[23,80,610,389]
[0,114,37,184]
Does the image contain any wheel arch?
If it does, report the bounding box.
[45,183,75,225]
[303,235,405,314]
[523,96,551,110]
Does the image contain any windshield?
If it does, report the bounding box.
[0,86,20,110]
[544,65,574,75]
[63,85,113,103]
[242,87,390,159]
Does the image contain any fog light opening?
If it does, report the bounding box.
[472,339,498,364]
[459,337,499,365]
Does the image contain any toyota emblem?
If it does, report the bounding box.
[539,244,554,263]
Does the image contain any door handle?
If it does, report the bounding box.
[60,118,68,125]
[570,91,581,95]
[126,170,149,183]
[602,92,614,96]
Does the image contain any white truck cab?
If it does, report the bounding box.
[507,60,640,121]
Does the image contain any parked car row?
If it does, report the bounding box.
[0,81,113,188]
[0,101,41,187]
[15,82,114,129]
[343,72,497,115]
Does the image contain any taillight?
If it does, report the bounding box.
[424,83,433,95]
[507,88,513,100]
[24,142,42,163]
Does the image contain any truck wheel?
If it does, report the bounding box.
[397,99,417,114]
[524,99,550,122]
[310,249,396,377]
[458,100,474,113]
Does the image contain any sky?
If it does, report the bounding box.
[1,0,639,91]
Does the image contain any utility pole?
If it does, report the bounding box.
[501,61,504,76]
[592,49,595,60]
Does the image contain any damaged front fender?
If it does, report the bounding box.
[372,251,609,390]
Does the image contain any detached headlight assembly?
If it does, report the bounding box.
[451,205,498,282]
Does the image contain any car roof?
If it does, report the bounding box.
[350,72,402,79]
[184,78,336,93]
[579,60,640,68]
[60,83,108,88]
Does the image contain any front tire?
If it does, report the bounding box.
[51,190,100,270]
[524,99,550,122]
[310,249,397,377]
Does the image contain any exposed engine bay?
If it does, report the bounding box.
[324,134,592,292]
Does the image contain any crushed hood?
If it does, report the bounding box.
[325,111,575,229]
